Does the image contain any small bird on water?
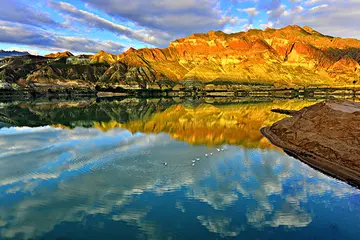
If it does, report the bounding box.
[192,160,196,163]
[196,158,200,161]
[205,154,208,157]
[164,162,168,166]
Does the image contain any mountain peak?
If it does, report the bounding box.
[45,51,74,58]
[281,25,304,31]
[91,50,117,64]
[126,47,137,53]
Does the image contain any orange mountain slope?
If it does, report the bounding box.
[45,51,74,58]
[5,25,360,91]
[109,25,360,88]
[90,50,120,65]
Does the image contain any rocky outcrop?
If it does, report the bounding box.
[26,63,109,89]
[0,55,51,88]
[99,62,173,89]
[261,100,360,187]
[0,54,173,91]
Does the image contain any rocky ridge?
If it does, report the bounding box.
[1,25,360,91]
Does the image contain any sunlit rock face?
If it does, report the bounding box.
[45,51,74,58]
[261,100,360,187]
[2,26,360,90]
[90,50,119,65]
[112,25,360,87]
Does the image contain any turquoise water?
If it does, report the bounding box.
[0,98,359,239]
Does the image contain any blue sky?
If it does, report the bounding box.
[0,0,358,55]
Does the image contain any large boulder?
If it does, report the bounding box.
[261,100,360,187]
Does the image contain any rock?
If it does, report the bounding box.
[261,100,360,188]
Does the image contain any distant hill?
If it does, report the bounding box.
[0,50,29,59]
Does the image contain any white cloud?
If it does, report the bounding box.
[79,0,235,44]
[0,0,58,28]
[308,4,328,13]
[0,21,125,54]
[48,0,167,46]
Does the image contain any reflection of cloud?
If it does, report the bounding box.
[268,210,312,228]
[0,126,200,239]
[175,201,186,213]
[185,149,359,230]
[112,208,161,239]
[197,215,244,237]
[0,126,359,239]
[246,204,312,229]
[0,219,6,228]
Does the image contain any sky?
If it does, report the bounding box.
[0,0,359,55]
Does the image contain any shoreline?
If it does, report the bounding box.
[0,86,359,99]
[0,91,358,104]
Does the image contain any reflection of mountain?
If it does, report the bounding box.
[120,100,316,148]
[0,127,358,239]
[0,98,316,148]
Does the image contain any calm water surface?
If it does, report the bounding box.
[0,98,359,240]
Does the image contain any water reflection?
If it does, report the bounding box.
[0,98,359,239]
[0,98,315,148]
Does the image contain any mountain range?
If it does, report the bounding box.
[0,50,29,59]
[1,25,360,91]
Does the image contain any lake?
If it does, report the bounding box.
[0,97,359,240]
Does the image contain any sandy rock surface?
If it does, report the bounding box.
[261,100,360,187]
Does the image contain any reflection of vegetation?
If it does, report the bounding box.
[0,98,317,149]
[0,98,176,128]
